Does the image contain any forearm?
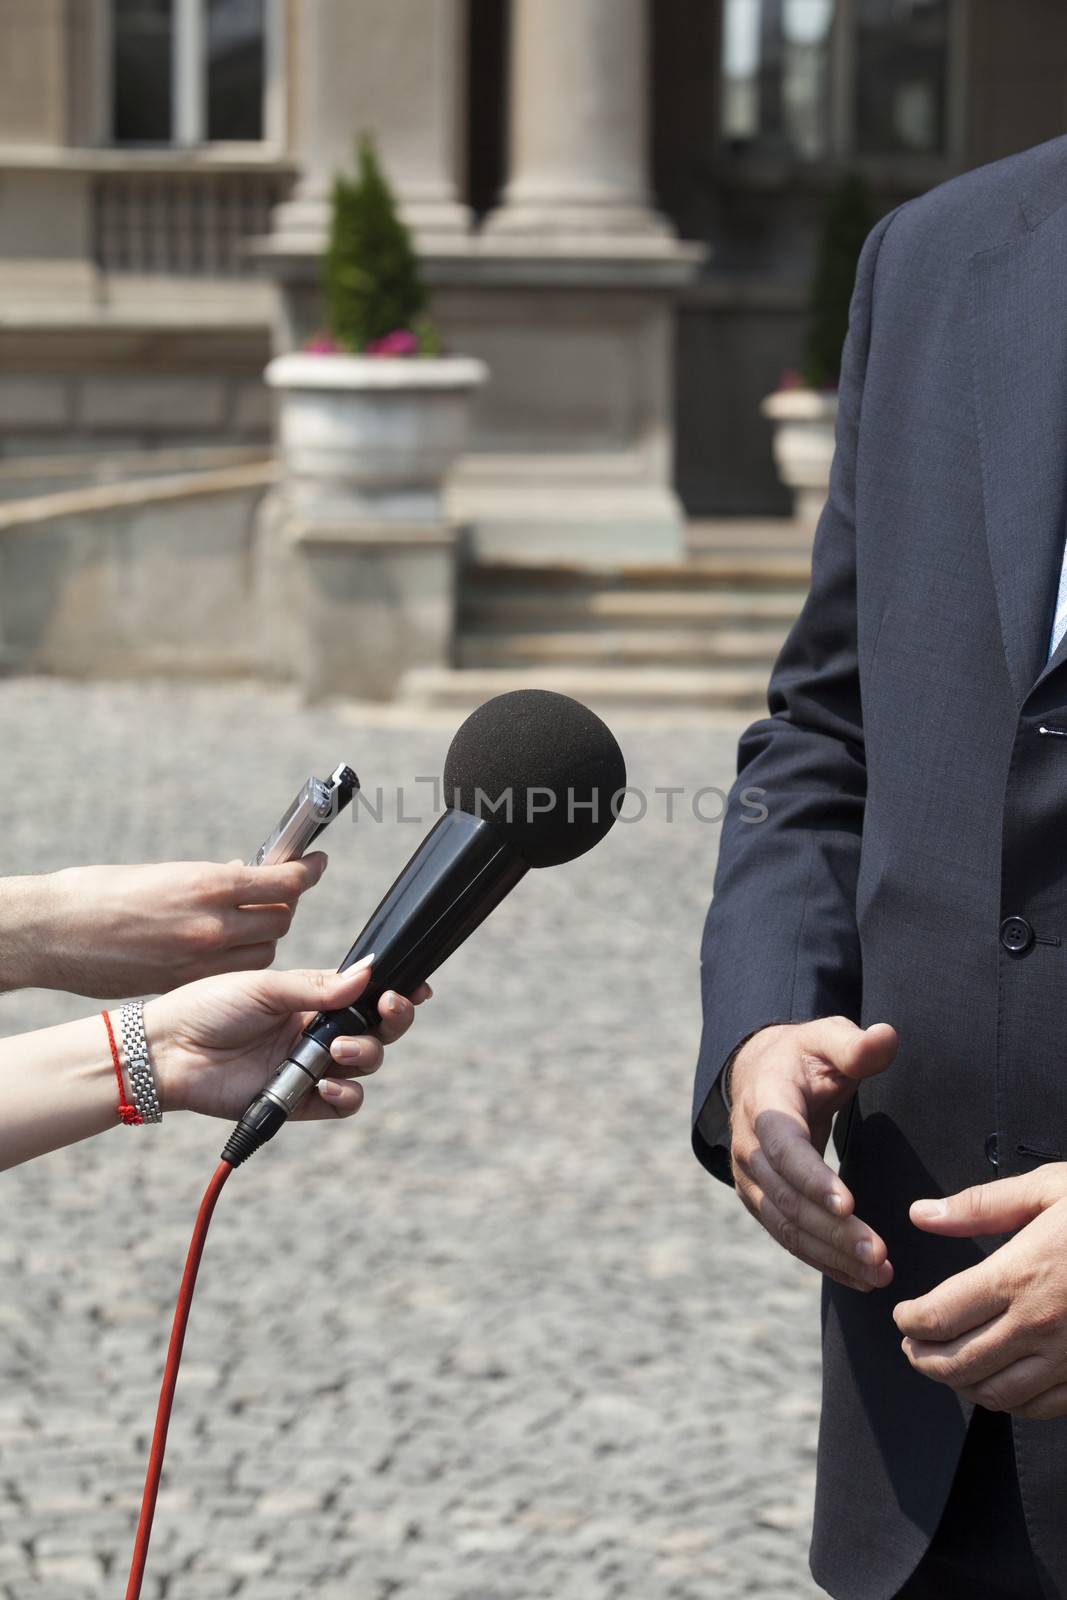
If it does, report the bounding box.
[0,874,59,993]
[0,1011,127,1169]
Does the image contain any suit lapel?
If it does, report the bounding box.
[971,201,1067,705]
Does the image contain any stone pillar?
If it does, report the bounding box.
[0,0,68,145]
[270,0,470,252]
[485,0,670,241]
[436,0,704,564]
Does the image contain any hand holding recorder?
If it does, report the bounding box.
[0,856,327,1000]
[0,762,359,1000]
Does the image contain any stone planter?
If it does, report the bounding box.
[265,352,487,524]
[260,352,487,701]
[761,387,838,535]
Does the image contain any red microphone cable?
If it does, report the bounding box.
[124,1159,233,1600]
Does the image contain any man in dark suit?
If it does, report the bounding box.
[694,134,1067,1599]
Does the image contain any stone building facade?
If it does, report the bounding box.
[2,0,1067,550]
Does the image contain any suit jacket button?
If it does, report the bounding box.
[1000,916,1035,954]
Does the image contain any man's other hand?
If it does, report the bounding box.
[896,1166,1067,1419]
[728,1017,898,1293]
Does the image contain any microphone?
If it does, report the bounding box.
[221,690,626,1166]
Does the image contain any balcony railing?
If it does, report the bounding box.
[91,168,290,276]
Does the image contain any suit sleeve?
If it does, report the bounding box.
[692,205,902,1186]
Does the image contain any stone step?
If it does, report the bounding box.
[399,664,772,713]
[457,626,789,669]
[687,516,814,556]
[464,553,811,590]
[460,586,804,630]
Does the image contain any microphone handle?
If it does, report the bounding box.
[221,810,528,1167]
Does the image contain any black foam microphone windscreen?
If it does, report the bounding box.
[443,688,627,867]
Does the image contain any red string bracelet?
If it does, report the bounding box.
[102,1011,142,1126]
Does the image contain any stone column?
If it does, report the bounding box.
[0,0,68,144]
[270,0,470,251]
[485,0,670,241]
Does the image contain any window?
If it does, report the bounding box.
[855,0,949,156]
[719,0,956,161]
[112,0,174,143]
[206,0,267,140]
[111,0,272,145]
[722,0,835,159]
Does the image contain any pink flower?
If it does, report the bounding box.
[303,331,342,354]
[365,328,419,357]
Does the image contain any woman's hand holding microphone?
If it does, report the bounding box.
[145,960,430,1122]
[0,960,429,1171]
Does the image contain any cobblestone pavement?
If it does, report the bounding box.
[0,680,826,1600]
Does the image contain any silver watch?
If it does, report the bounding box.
[120,1000,163,1124]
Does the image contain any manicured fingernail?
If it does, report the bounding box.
[825,1192,844,1215]
[317,1078,344,1101]
[349,953,375,972]
[383,991,403,1012]
[855,1239,874,1263]
[913,1198,947,1220]
[331,1038,365,1063]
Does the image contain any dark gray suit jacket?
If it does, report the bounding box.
[694,135,1067,1600]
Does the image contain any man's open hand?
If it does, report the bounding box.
[728,1017,898,1293]
[895,1166,1067,1419]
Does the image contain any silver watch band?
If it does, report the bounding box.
[120,1000,163,1124]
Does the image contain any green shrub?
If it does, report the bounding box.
[322,134,432,353]
[802,173,874,390]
